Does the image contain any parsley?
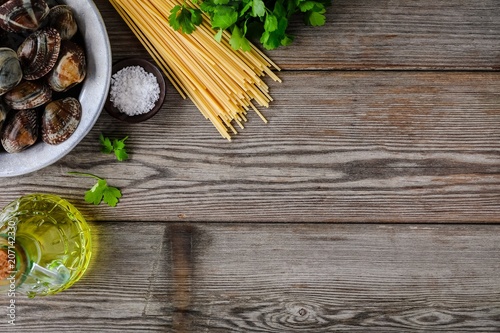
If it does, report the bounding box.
[100,134,129,161]
[169,4,203,34]
[169,0,331,50]
[68,172,123,207]
[230,25,251,51]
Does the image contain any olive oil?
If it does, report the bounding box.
[0,194,91,297]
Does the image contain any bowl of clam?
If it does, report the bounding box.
[0,0,111,177]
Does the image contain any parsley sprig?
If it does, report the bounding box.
[168,0,331,50]
[169,3,203,34]
[100,134,129,161]
[68,172,122,207]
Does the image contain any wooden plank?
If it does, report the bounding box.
[95,0,500,70]
[0,223,167,331]
[154,223,500,332]
[1,223,499,331]
[1,71,499,223]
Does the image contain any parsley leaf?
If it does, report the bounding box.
[169,4,203,34]
[261,16,288,50]
[251,0,266,17]
[214,28,224,42]
[99,134,113,154]
[68,172,123,207]
[190,8,203,26]
[200,0,218,14]
[100,134,129,161]
[85,179,107,205]
[298,1,317,12]
[102,184,122,207]
[305,9,326,26]
[264,13,278,32]
[112,137,129,161]
[211,5,239,30]
[230,25,251,51]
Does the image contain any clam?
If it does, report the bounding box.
[0,100,8,128]
[0,0,50,33]
[17,27,61,80]
[1,108,38,153]
[46,40,86,92]
[3,80,52,110]
[41,96,81,145]
[0,47,22,96]
[47,5,77,40]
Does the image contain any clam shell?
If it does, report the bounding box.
[17,27,61,80]
[1,108,38,153]
[41,96,81,145]
[3,80,52,110]
[0,0,49,33]
[0,47,22,96]
[47,40,86,92]
[48,5,77,40]
[0,101,8,128]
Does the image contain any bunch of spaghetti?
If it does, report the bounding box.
[109,0,281,140]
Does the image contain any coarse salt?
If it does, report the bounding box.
[110,65,160,116]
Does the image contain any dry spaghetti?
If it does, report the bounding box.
[109,0,281,140]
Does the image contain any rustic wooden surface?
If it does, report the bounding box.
[3,223,500,332]
[1,0,500,331]
[1,0,499,222]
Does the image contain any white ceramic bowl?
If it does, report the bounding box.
[0,0,111,177]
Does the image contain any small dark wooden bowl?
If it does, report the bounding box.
[105,58,166,123]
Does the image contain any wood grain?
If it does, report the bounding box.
[1,223,499,332]
[1,71,499,222]
[1,1,499,332]
[95,0,500,70]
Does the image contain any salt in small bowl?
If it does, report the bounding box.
[105,58,166,123]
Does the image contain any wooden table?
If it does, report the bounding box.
[1,0,500,331]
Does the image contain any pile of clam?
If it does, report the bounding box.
[0,0,86,153]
